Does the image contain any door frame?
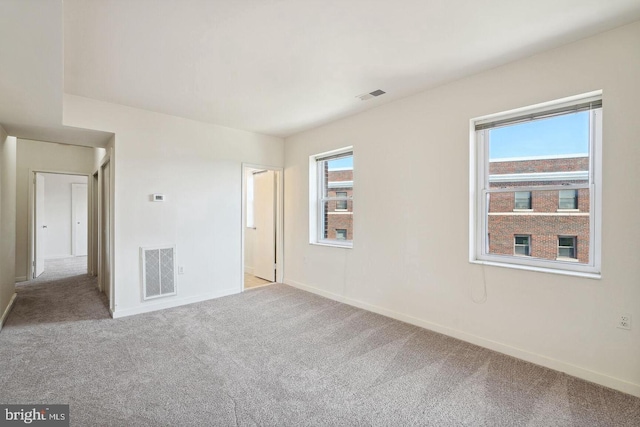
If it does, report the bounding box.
[241,163,284,291]
[88,171,99,276]
[27,169,91,280]
[97,152,115,314]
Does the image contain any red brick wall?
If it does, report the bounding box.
[486,156,590,263]
[323,168,353,240]
[489,156,588,174]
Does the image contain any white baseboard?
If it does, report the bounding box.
[111,287,240,319]
[15,276,27,283]
[45,254,74,260]
[244,266,254,274]
[0,293,17,331]
[283,278,640,398]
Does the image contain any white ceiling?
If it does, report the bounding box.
[0,0,113,147]
[63,0,640,137]
[4,1,640,143]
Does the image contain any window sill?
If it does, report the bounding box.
[470,259,601,279]
[513,209,533,212]
[310,241,353,249]
[556,209,580,212]
[556,257,579,262]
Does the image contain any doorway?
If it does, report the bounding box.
[31,172,89,280]
[242,164,283,290]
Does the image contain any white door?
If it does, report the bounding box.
[34,173,46,278]
[72,183,88,256]
[101,162,111,302]
[253,170,276,282]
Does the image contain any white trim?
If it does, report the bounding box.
[27,169,91,281]
[490,153,588,162]
[310,146,354,247]
[283,279,638,397]
[15,276,27,282]
[327,180,353,188]
[489,212,589,217]
[310,241,353,249]
[0,293,17,331]
[111,288,238,318]
[489,171,588,183]
[474,91,602,126]
[470,92,602,276]
[45,254,75,260]
[469,259,600,279]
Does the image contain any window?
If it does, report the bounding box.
[514,235,530,256]
[471,92,602,277]
[559,189,578,209]
[335,192,348,210]
[309,147,353,247]
[558,236,577,259]
[514,191,531,209]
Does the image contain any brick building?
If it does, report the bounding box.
[487,155,590,263]
[324,166,353,241]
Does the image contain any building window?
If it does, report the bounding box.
[514,235,530,256]
[558,236,577,259]
[309,147,353,247]
[470,92,602,276]
[335,192,348,210]
[559,189,578,209]
[514,191,531,209]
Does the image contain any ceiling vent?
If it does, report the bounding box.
[357,89,386,101]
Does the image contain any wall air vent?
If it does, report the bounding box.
[357,89,386,101]
[141,245,177,300]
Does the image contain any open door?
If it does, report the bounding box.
[72,183,88,256]
[253,170,276,282]
[34,173,46,278]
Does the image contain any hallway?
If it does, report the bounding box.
[11,256,109,326]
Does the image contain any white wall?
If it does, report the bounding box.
[283,21,640,396]
[41,173,88,259]
[63,95,284,317]
[15,139,98,280]
[0,125,17,326]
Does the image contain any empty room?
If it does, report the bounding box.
[0,1,639,425]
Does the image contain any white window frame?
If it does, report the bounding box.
[469,91,602,278]
[557,235,578,260]
[309,147,353,248]
[558,189,578,210]
[335,192,348,211]
[514,191,532,210]
[514,234,531,256]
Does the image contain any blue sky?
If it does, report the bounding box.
[489,111,589,159]
[328,156,353,169]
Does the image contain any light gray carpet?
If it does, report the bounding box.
[23,256,88,284]
[1,269,639,426]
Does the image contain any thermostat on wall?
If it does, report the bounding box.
[152,194,165,202]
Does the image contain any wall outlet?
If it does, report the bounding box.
[617,313,631,330]
[178,266,185,275]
